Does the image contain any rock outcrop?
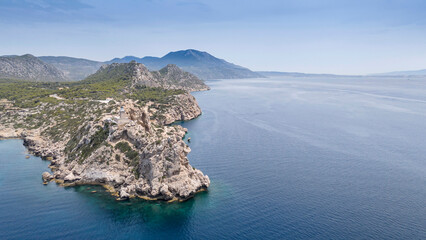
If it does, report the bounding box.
[88,61,209,92]
[0,93,209,202]
[0,61,210,202]
[42,172,53,182]
[149,64,210,92]
[155,94,203,125]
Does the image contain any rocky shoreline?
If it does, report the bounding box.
[0,93,210,202]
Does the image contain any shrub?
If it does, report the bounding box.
[125,150,139,161]
[115,141,132,153]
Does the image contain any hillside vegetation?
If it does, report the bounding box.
[0,61,210,201]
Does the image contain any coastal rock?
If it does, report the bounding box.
[6,97,210,201]
[0,64,210,201]
[119,189,130,200]
[64,172,81,183]
[154,93,203,125]
[0,127,22,139]
[42,172,53,182]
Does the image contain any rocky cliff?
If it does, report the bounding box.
[0,93,209,201]
[0,62,210,201]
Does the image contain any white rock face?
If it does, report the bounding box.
[158,94,203,125]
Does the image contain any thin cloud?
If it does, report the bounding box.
[0,0,111,24]
[0,0,92,11]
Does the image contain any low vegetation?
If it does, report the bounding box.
[0,76,183,108]
[114,141,140,178]
[0,72,184,165]
[115,141,139,164]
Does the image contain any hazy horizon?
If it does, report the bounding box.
[1,0,426,75]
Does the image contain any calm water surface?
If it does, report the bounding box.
[1,76,425,239]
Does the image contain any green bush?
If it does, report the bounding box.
[115,141,132,153]
[125,150,139,161]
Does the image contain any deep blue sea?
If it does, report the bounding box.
[1,76,425,239]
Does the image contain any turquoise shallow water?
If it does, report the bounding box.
[1,76,426,239]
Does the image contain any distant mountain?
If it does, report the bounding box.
[0,54,68,82]
[39,56,104,81]
[373,69,426,76]
[2,50,262,82]
[257,71,358,78]
[107,56,143,64]
[85,61,209,92]
[108,49,263,80]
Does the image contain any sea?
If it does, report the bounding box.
[0,76,425,239]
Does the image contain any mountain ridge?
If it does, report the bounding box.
[37,49,261,80]
[0,54,68,82]
[39,56,104,81]
[84,61,209,92]
[107,49,263,80]
[372,69,426,76]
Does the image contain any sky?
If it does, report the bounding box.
[1,0,426,74]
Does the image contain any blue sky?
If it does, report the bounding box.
[1,0,426,74]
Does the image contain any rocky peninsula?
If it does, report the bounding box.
[0,62,210,201]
